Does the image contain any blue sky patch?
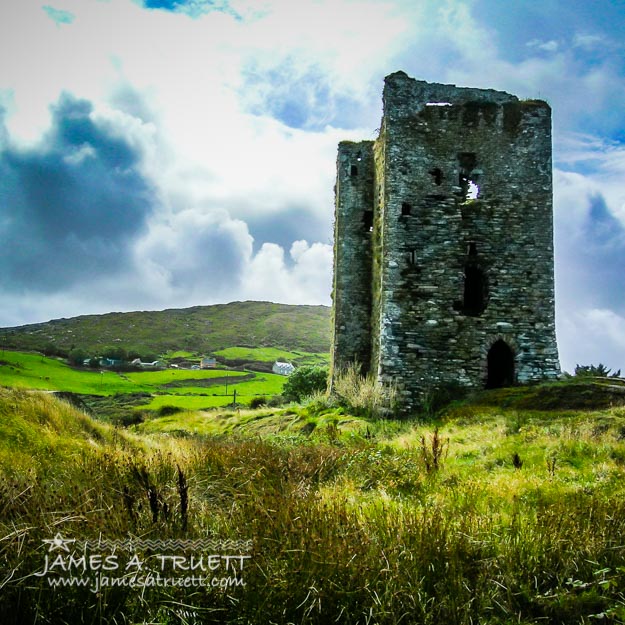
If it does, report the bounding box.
[42,5,75,25]
[139,0,238,19]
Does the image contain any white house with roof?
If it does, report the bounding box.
[272,361,295,376]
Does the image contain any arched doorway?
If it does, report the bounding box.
[486,340,515,388]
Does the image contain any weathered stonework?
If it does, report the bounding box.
[331,71,560,413]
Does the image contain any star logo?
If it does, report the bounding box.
[43,533,76,553]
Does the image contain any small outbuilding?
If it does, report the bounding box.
[272,361,295,376]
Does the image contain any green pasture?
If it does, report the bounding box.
[0,351,287,412]
[123,368,248,385]
[0,351,139,395]
[134,373,287,410]
[135,394,237,411]
[214,345,329,365]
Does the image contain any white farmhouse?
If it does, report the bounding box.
[272,361,295,376]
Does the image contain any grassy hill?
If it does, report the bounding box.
[2,384,625,624]
[1,300,331,357]
[0,349,291,421]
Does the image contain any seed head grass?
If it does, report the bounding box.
[2,387,625,623]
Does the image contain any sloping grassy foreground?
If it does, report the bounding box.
[2,387,625,624]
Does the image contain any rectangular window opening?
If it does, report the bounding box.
[429,167,443,185]
[363,210,374,232]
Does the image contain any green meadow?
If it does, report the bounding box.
[214,345,329,365]
[2,385,625,624]
[0,350,287,414]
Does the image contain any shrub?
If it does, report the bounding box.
[68,347,88,366]
[575,363,621,378]
[156,405,182,417]
[282,365,329,402]
[332,363,396,418]
[266,395,288,408]
[300,390,337,415]
[116,412,146,427]
[249,396,267,409]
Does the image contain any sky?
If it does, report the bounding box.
[1,0,624,374]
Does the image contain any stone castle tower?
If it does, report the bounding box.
[330,71,560,412]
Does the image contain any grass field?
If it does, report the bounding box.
[0,350,140,394]
[0,350,287,415]
[2,385,625,624]
[214,345,329,365]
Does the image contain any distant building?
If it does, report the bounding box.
[272,361,295,376]
[200,357,217,369]
[100,358,123,368]
[131,358,163,368]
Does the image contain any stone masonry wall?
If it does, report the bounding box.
[330,140,375,377]
[331,72,560,414]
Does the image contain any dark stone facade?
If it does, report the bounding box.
[331,71,560,413]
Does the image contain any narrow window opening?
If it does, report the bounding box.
[463,264,487,316]
[401,202,412,216]
[457,152,479,200]
[350,164,358,177]
[429,167,443,185]
[407,250,417,265]
[459,174,479,199]
[486,340,515,389]
[356,151,362,162]
[468,242,478,256]
[363,210,373,232]
[466,180,479,199]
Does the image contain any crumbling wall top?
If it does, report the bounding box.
[384,71,519,114]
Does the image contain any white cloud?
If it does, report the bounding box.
[556,134,625,223]
[240,240,332,305]
[133,207,254,303]
[572,33,605,49]
[1,0,625,375]
[558,309,625,373]
[526,38,560,52]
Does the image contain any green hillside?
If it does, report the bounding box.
[1,300,331,357]
[3,386,625,624]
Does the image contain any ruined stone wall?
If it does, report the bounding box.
[330,140,375,376]
[331,72,560,413]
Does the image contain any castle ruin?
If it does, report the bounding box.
[330,71,560,413]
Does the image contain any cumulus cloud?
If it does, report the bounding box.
[526,39,560,52]
[572,33,606,50]
[240,240,332,305]
[1,0,624,376]
[0,93,158,293]
[134,207,253,302]
[553,161,625,372]
[558,309,625,374]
